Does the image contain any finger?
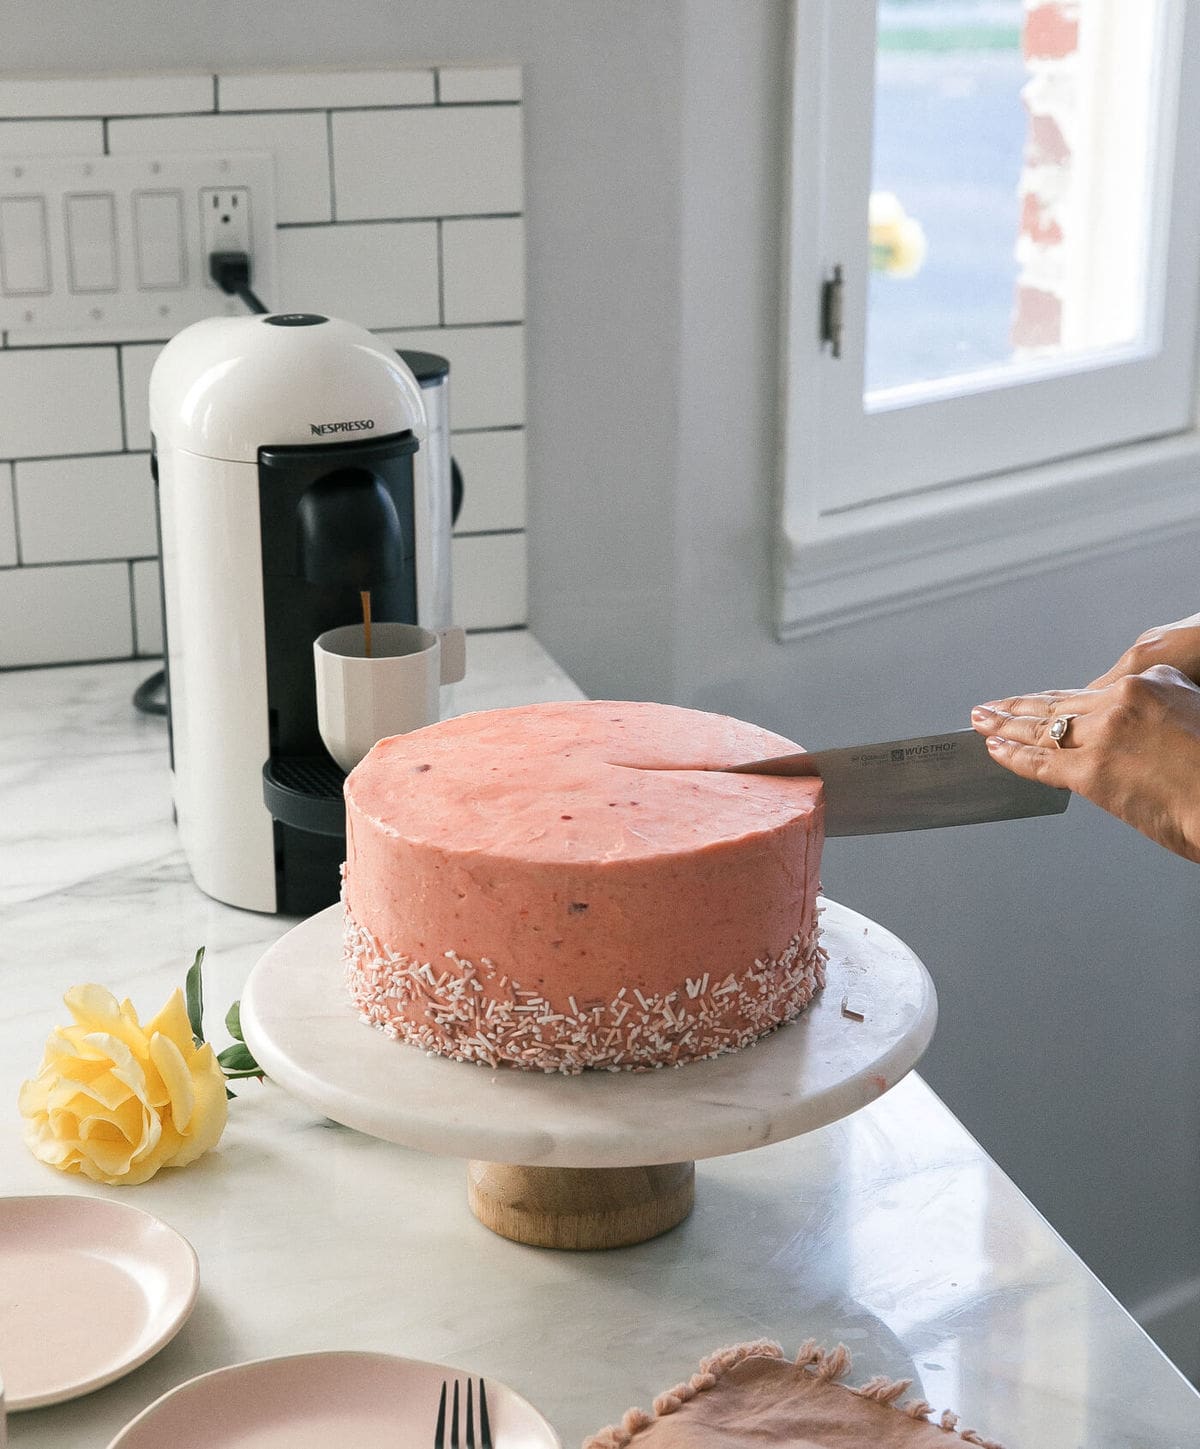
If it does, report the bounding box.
[974,685,1109,724]
[978,690,1080,717]
[972,706,1093,750]
[1086,664,1127,689]
[982,734,1074,788]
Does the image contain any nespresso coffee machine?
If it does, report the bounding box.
[150,312,454,916]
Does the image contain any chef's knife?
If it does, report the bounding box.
[718,728,1070,837]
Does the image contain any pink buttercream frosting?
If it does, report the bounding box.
[342,700,825,1072]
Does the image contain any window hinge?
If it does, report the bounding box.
[820,264,844,358]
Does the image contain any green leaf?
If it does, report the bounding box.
[226,1086,237,1100]
[184,947,206,1047]
[218,1042,260,1074]
[225,1000,244,1042]
[221,1068,264,1082]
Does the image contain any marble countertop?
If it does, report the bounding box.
[2,637,1199,1447]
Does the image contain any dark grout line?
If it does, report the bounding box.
[379,320,523,334]
[436,219,445,326]
[453,527,525,540]
[2,338,169,351]
[277,212,522,228]
[0,556,152,570]
[326,110,337,223]
[0,99,521,126]
[2,449,148,465]
[0,653,149,674]
[450,425,524,436]
[8,462,22,566]
[115,346,128,451]
[127,560,139,654]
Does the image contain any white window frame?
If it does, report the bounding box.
[777,0,1200,640]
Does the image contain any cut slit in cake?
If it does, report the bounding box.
[341,700,826,1074]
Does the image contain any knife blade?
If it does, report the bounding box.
[720,728,1070,837]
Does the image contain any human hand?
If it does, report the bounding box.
[970,665,1200,862]
[1088,612,1200,688]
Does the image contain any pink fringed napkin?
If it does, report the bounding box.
[584,1340,1005,1449]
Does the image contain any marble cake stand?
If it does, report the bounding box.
[240,900,936,1250]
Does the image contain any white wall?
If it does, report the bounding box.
[7,0,1199,1345]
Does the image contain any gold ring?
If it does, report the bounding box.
[1048,715,1075,747]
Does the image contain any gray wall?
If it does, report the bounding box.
[9,0,1199,1331]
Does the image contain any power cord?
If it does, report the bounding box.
[209,250,269,315]
[133,252,270,717]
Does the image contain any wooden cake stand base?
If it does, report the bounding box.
[466,1160,695,1250]
[241,901,936,1251]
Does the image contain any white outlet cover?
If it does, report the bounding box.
[0,152,277,342]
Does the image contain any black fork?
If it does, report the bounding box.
[434,1377,493,1449]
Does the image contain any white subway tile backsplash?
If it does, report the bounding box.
[0,561,132,667]
[0,64,526,669]
[333,106,523,220]
[119,343,164,451]
[380,325,525,430]
[219,69,435,111]
[437,67,523,104]
[132,557,163,655]
[277,222,439,329]
[0,73,213,119]
[0,120,104,157]
[450,429,526,534]
[452,533,527,629]
[16,453,156,564]
[108,112,330,223]
[442,218,525,325]
[0,464,15,565]
[0,348,123,458]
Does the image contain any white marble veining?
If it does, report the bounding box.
[240,901,937,1167]
[1,644,1199,1447]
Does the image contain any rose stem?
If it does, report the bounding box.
[360,590,372,658]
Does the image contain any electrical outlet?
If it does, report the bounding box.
[200,187,252,282]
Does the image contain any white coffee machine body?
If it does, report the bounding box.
[151,312,441,914]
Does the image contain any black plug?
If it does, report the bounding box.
[208,251,268,315]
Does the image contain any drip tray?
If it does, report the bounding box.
[263,755,347,837]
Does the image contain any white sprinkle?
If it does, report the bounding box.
[568,994,580,1016]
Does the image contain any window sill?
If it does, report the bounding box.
[776,432,1200,640]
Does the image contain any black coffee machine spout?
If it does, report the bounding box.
[297,466,405,589]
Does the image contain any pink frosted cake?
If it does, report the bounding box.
[342,700,825,1073]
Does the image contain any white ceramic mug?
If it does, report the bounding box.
[314,621,466,773]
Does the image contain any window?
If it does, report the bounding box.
[778,0,1200,637]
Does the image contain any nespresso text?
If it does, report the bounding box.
[310,419,376,436]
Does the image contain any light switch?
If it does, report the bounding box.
[65,192,118,292]
[0,195,51,295]
[133,189,186,289]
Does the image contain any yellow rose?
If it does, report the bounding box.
[18,983,228,1185]
[869,190,927,278]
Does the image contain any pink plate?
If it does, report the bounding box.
[0,1194,198,1410]
[108,1351,561,1448]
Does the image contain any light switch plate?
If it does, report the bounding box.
[0,151,277,342]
